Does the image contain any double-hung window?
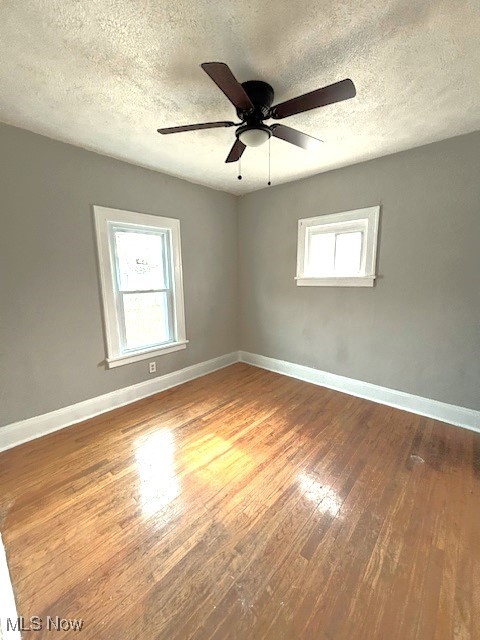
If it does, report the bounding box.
[296,206,380,287]
[94,206,187,367]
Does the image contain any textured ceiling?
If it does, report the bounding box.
[1,0,479,195]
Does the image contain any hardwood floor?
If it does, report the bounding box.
[0,363,478,639]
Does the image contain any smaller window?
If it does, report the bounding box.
[296,206,380,287]
[94,206,187,367]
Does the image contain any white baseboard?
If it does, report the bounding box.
[2,349,478,453]
[0,534,20,640]
[239,351,480,433]
[0,352,238,453]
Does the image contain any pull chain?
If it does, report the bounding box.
[238,157,242,180]
[268,137,271,186]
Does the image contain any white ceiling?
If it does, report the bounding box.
[1,0,479,195]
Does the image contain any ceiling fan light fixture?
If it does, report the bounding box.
[237,125,271,147]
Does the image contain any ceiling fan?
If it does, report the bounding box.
[157,62,356,164]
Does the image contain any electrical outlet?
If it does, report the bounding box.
[149,362,156,374]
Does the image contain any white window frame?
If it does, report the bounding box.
[296,206,380,287]
[94,206,187,368]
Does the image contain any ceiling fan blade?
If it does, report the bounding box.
[271,79,356,119]
[271,124,323,150]
[157,121,236,134]
[201,62,254,113]
[225,139,246,163]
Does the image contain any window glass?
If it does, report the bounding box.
[114,230,167,291]
[334,231,362,275]
[123,291,170,350]
[307,231,335,275]
[306,230,363,276]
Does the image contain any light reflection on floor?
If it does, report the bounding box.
[135,430,340,523]
[134,430,180,518]
[297,472,343,518]
[134,430,255,519]
[192,435,256,484]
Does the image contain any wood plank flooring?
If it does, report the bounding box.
[0,363,479,639]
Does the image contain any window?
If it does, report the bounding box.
[94,206,187,367]
[296,206,380,287]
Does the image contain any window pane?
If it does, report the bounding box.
[306,231,336,276]
[123,292,171,350]
[334,231,362,275]
[114,230,166,291]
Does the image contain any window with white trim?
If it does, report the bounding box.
[296,206,380,287]
[94,206,187,368]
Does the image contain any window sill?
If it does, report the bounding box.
[295,276,376,287]
[106,340,189,368]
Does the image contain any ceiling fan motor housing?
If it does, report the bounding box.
[237,80,275,122]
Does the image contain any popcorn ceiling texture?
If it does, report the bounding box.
[0,0,479,195]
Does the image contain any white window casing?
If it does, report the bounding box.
[296,206,380,287]
[94,206,187,368]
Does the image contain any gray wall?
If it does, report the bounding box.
[0,124,238,426]
[238,132,480,411]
